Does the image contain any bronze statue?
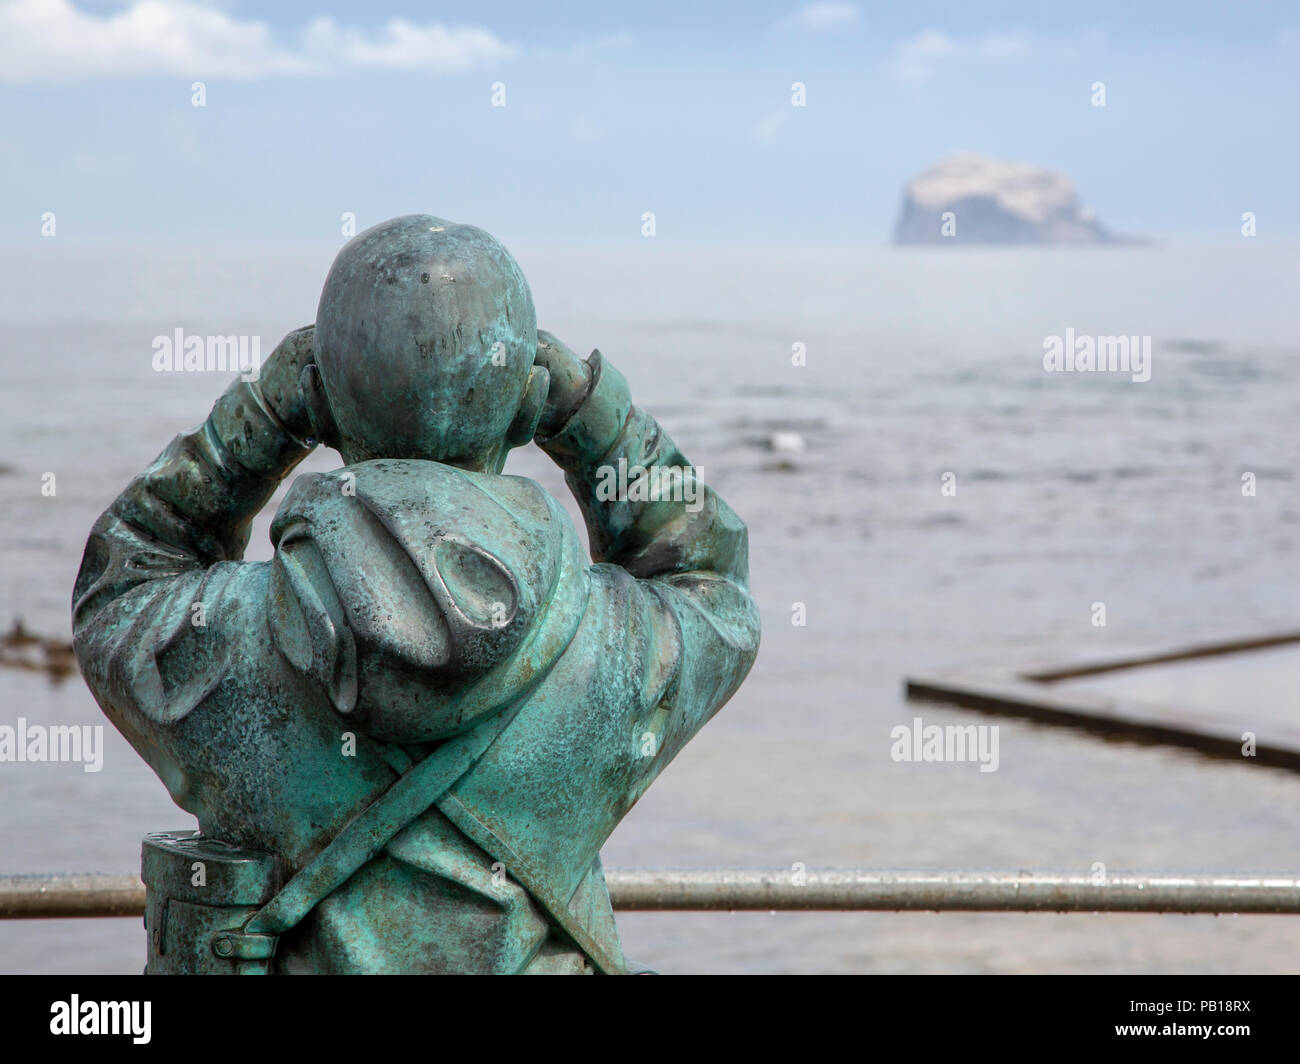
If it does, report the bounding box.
[72,215,760,973]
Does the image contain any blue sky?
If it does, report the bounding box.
[2,1,1298,246]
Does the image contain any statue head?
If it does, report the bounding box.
[308,214,547,472]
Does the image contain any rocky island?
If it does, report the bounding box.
[893,153,1123,245]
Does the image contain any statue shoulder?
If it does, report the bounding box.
[265,459,586,742]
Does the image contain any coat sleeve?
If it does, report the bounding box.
[537,350,760,771]
[71,329,316,798]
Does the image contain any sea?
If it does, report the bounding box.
[1,238,1299,973]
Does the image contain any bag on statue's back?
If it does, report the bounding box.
[141,831,280,975]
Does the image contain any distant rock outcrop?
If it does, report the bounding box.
[894,153,1120,245]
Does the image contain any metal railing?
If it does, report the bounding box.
[5,869,1300,918]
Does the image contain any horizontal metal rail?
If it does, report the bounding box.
[2,875,145,919]
[610,869,1300,913]
[4,869,1300,918]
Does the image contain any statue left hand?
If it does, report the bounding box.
[533,329,593,439]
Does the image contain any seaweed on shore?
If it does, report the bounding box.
[0,619,76,682]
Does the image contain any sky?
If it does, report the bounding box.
[1,0,1298,247]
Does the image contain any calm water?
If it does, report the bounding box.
[2,240,1299,973]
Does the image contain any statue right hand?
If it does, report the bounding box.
[255,325,319,443]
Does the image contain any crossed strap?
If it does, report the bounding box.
[210,707,624,975]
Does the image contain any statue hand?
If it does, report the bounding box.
[533,330,593,439]
[255,325,319,443]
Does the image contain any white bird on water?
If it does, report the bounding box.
[768,431,806,455]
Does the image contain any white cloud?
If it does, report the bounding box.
[0,0,305,81]
[0,0,516,83]
[887,28,1033,84]
[301,16,515,73]
[778,3,860,33]
[531,30,634,64]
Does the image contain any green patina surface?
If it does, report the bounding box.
[72,215,760,974]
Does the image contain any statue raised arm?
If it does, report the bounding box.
[72,215,760,974]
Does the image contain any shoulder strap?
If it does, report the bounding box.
[234,707,516,942]
[436,793,626,975]
[219,705,624,974]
